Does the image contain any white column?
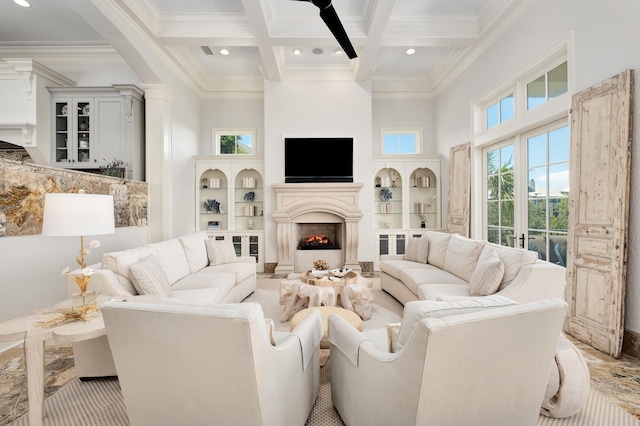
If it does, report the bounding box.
[142,84,173,242]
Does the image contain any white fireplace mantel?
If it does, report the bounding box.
[272,183,363,274]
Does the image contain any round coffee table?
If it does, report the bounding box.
[291,306,363,349]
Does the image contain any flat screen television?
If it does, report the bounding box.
[284,137,353,183]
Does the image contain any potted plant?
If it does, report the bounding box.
[100,158,127,178]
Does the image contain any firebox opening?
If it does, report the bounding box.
[296,222,342,251]
[299,234,337,250]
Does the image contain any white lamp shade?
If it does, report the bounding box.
[42,193,115,236]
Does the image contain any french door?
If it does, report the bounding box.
[484,119,569,267]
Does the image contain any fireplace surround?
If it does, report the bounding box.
[272,183,363,274]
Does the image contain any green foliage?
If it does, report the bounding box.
[220,135,247,154]
[100,158,127,177]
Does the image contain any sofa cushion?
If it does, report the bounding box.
[443,235,485,281]
[201,262,256,284]
[171,271,236,296]
[405,237,428,263]
[381,259,432,280]
[129,255,172,297]
[169,288,224,304]
[148,239,191,285]
[399,267,466,295]
[426,231,451,269]
[491,244,539,291]
[178,232,209,273]
[205,239,238,265]
[393,296,518,352]
[418,284,472,300]
[469,245,505,296]
[102,246,155,294]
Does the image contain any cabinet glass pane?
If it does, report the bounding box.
[232,236,242,256]
[249,236,259,262]
[396,234,406,255]
[55,102,69,162]
[379,234,389,256]
[77,102,91,162]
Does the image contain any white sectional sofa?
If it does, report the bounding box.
[67,231,257,378]
[381,231,566,305]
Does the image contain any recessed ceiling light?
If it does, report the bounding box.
[293,49,301,55]
[334,49,344,55]
[312,48,324,55]
[406,48,416,55]
[13,0,30,7]
[219,49,230,56]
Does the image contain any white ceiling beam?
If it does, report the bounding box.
[354,0,397,81]
[239,0,281,81]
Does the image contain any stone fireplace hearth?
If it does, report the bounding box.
[272,183,363,275]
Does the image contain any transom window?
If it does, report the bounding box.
[527,62,568,110]
[213,129,255,155]
[381,128,421,154]
[486,94,514,129]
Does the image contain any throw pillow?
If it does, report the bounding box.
[265,318,277,346]
[129,255,172,297]
[405,237,429,263]
[492,245,539,291]
[468,245,505,296]
[386,322,401,353]
[178,231,209,273]
[393,295,517,352]
[426,231,452,269]
[205,239,238,266]
[442,235,485,282]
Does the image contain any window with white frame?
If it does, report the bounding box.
[527,61,568,110]
[486,93,514,129]
[381,128,422,154]
[213,129,255,155]
[474,47,571,267]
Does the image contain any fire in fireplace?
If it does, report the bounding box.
[299,234,338,250]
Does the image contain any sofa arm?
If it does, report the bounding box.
[237,256,256,265]
[66,266,135,299]
[285,308,323,369]
[328,314,397,368]
[495,263,567,304]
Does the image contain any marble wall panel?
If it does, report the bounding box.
[0,159,147,237]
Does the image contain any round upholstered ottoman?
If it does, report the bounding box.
[291,306,363,349]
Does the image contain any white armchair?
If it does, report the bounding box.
[328,297,568,426]
[101,300,323,426]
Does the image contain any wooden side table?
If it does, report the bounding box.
[0,297,108,426]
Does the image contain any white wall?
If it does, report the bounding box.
[434,0,640,333]
[199,98,265,157]
[263,81,374,264]
[167,78,202,238]
[372,97,436,155]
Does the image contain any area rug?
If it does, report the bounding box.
[11,360,640,426]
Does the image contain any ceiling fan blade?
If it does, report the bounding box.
[318,4,357,59]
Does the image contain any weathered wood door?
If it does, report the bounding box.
[565,69,633,358]
[447,142,471,237]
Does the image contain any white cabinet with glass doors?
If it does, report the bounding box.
[49,85,144,180]
[195,158,265,272]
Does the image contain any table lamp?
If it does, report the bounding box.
[42,191,115,306]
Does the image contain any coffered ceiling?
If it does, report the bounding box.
[0,0,528,95]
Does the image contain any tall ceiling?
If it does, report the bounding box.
[0,0,527,96]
